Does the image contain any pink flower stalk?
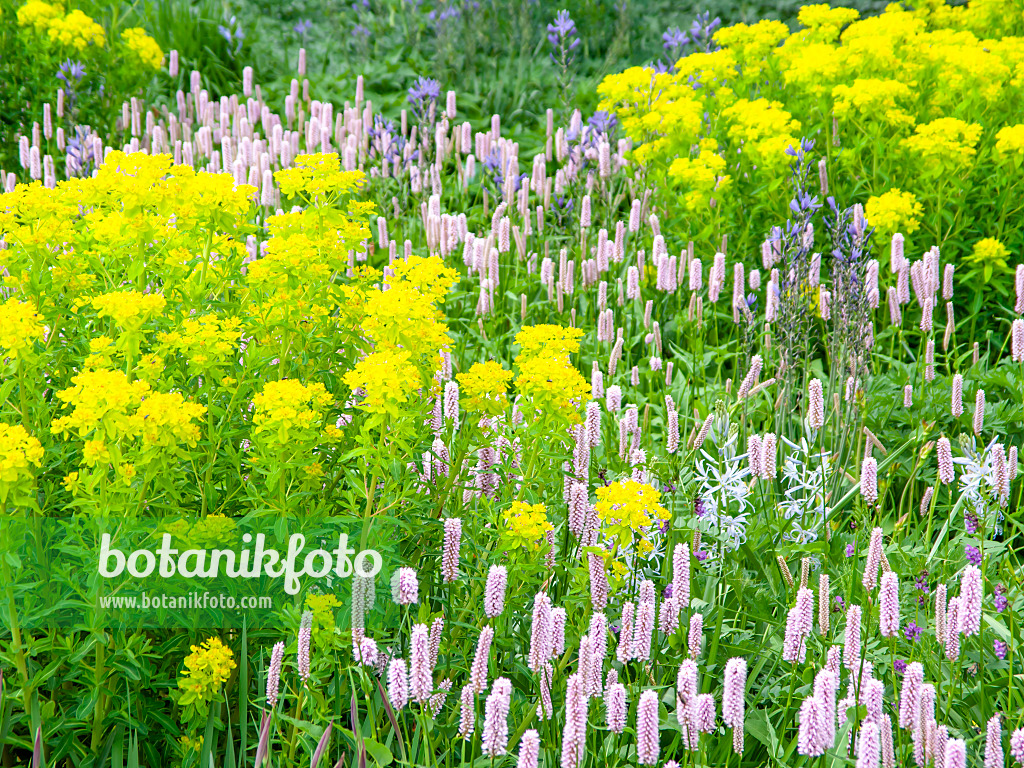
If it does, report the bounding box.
[580,195,592,228]
[634,597,656,661]
[537,663,554,721]
[888,287,902,326]
[959,565,983,636]
[798,696,828,757]
[761,433,777,478]
[606,384,622,412]
[818,575,831,635]
[945,739,967,768]
[528,593,552,673]
[589,553,609,610]
[481,677,512,756]
[737,355,763,400]
[985,715,1003,768]
[586,401,601,446]
[617,602,635,662]
[879,572,900,638]
[442,518,462,583]
[1009,728,1024,764]
[470,626,495,693]
[410,623,433,703]
[265,641,285,708]
[934,584,948,644]
[518,729,540,768]
[814,669,837,749]
[844,605,862,670]
[688,613,703,657]
[394,567,419,605]
[605,677,627,733]
[552,608,567,656]
[945,596,962,661]
[951,374,964,418]
[1017,265,1024,314]
[863,527,884,591]
[882,715,896,768]
[430,678,452,718]
[747,434,763,479]
[809,379,825,429]
[354,636,379,667]
[677,660,699,712]
[298,612,312,682]
[458,684,475,737]
[484,565,508,618]
[898,662,923,729]
[673,543,691,610]
[694,413,714,449]
[1013,319,1024,362]
[722,657,747,733]
[689,258,703,291]
[974,389,986,435]
[388,658,409,710]
[589,611,608,666]
[937,437,955,484]
[667,409,679,454]
[577,634,596,696]
[560,673,588,768]
[783,600,808,663]
[443,381,460,428]
[695,694,716,733]
[637,690,661,765]
[857,722,881,768]
[864,678,884,726]
[659,596,680,635]
[568,482,588,536]
[860,458,879,506]
[904,385,913,407]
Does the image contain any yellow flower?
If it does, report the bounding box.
[514,325,584,360]
[995,124,1024,162]
[46,9,105,51]
[900,118,983,175]
[865,189,923,236]
[668,139,730,211]
[832,79,915,129]
[0,423,44,486]
[594,479,669,546]
[91,290,166,330]
[252,379,333,444]
[343,350,420,417]
[304,593,341,630]
[157,314,243,371]
[456,361,513,415]
[275,153,366,202]
[795,4,860,42]
[0,298,44,360]
[178,637,236,705]
[501,501,554,551]
[16,1,62,33]
[713,20,789,69]
[120,27,163,69]
[514,356,590,424]
[966,238,1011,282]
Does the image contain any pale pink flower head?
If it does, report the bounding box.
[410,623,433,703]
[688,613,703,658]
[721,657,746,729]
[937,437,955,484]
[517,729,540,768]
[808,379,825,429]
[636,690,661,765]
[798,696,828,757]
[843,605,862,670]
[878,572,900,638]
[393,567,419,605]
[945,738,967,768]
[974,388,986,435]
[898,661,923,729]
[945,596,962,661]
[484,565,508,618]
[481,677,513,756]
[1009,728,1024,764]
[951,374,964,418]
[388,658,409,710]
[605,677,627,733]
[694,693,716,733]
[985,715,1003,768]
[860,457,878,506]
[862,527,884,591]
[959,565,983,636]
[673,543,691,610]
[857,721,881,768]
[441,518,462,583]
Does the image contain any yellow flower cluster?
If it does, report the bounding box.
[900,118,983,176]
[594,479,670,546]
[275,152,366,203]
[0,424,44,487]
[51,369,205,466]
[966,237,1011,282]
[0,298,44,360]
[252,379,333,445]
[343,350,420,416]
[15,1,62,34]
[865,189,923,236]
[457,361,513,415]
[501,501,553,551]
[120,27,163,69]
[178,637,236,705]
[90,290,167,330]
[598,0,1024,241]
[157,314,243,370]
[45,9,105,51]
[514,324,584,360]
[305,593,342,630]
